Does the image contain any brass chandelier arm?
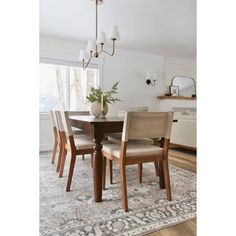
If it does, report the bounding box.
[83,52,93,70]
[81,0,119,70]
[101,40,116,56]
[97,44,103,54]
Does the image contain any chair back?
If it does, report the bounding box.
[51,111,61,138]
[60,111,90,137]
[50,111,56,128]
[56,111,65,133]
[122,112,173,142]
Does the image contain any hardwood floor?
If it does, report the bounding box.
[168,148,196,173]
[148,219,196,236]
[147,147,196,236]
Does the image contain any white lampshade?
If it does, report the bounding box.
[109,25,120,40]
[96,31,107,44]
[79,50,88,61]
[86,40,96,52]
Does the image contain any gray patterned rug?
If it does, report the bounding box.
[40,152,196,236]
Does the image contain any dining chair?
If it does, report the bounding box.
[106,110,158,185]
[56,111,95,179]
[54,111,91,173]
[49,111,60,164]
[102,111,173,212]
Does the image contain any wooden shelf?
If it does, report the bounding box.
[157,96,196,100]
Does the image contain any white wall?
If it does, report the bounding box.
[157,57,197,111]
[40,35,196,150]
[102,50,164,115]
[164,57,196,93]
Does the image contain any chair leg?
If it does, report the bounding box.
[120,164,128,212]
[51,141,58,164]
[66,153,76,192]
[163,159,172,201]
[91,154,93,168]
[59,148,67,178]
[154,162,159,176]
[109,160,113,184]
[56,143,63,173]
[159,161,165,189]
[82,154,85,161]
[102,157,106,190]
[138,164,142,183]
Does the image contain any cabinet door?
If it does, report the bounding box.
[171,120,196,148]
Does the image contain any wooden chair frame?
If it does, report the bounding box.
[102,112,173,212]
[106,137,162,185]
[52,126,59,164]
[102,138,171,212]
[57,111,94,188]
[50,111,60,165]
[54,111,64,173]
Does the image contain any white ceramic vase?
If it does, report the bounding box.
[90,101,108,118]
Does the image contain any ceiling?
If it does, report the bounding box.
[40,0,196,59]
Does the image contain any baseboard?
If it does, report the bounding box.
[170,143,196,151]
[40,144,54,152]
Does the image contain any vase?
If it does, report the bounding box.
[90,101,108,118]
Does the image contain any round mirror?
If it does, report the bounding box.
[171,76,196,97]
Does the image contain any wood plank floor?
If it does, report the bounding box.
[168,148,196,173]
[147,219,196,236]
[147,148,197,236]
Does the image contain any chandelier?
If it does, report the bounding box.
[79,0,120,70]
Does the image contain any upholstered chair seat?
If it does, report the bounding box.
[65,134,94,151]
[107,133,154,145]
[103,142,163,158]
[72,128,84,136]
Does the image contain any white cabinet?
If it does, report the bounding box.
[170,117,196,149]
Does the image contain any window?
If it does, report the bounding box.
[40,62,99,112]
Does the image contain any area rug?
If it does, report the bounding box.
[40,152,196,236]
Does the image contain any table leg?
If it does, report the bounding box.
[93,138,103,202]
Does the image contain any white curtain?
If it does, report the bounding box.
[55,66,66,110]
[85,69,95,110]
[71,68,84,110]
[54,65,97,111]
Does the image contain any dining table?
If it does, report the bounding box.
[69,115,166,203]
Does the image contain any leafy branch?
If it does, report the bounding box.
[86,81,121,104]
